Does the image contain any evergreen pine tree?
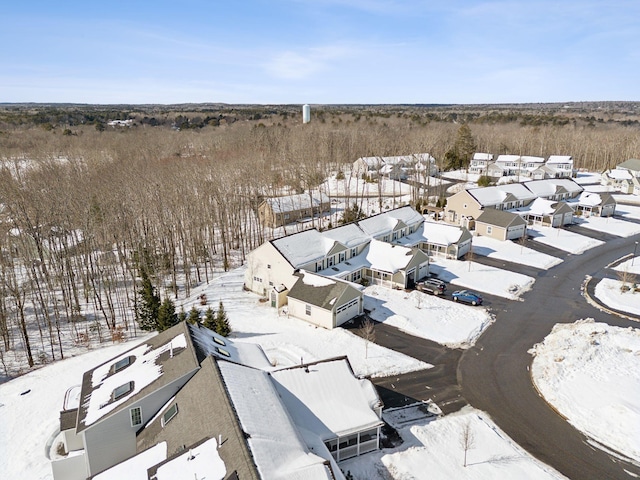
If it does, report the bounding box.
[187,306,201,325]
[178,308,187,323]
[214,301,231,337]
[157,298,179,332]
[203,307,216,331]
[136,270,161,331]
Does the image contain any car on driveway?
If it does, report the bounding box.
[416,278,447,295]
[452,290,483,305]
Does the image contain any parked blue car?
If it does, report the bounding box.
[452,290,483,306]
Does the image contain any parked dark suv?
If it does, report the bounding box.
[416,278,446,295]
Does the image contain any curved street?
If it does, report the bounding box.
[366,230,640,479]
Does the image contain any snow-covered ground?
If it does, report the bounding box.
[616,203,640,220]
[429,257,535,300]
[530,320,640,463]
[364,285,493,348]
[573,215,640,237]
[528,225,604,254]
[322,173,412,197]
[594,278,640,316]
[471,235,563,270]
[440,170,481,183]
[342,405,566,480]
[573,171,602,185]
[614,194,640,206]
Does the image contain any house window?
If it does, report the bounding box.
[327,257,334,267]
[113,381,134,401]
[112,356,132,373]
[352,270,361,282]
[130,407,142,427]
[463,204,467,209]
[161,404,178,427]
[305,305,311,316]
[267,264,271,269]
[253,276,262,283]
[284,213,290,220]
[269,281,273,286]
[339,252,345,263]
[487,226,493,234]
[216,347,231,357]
[351,248,357,258]
[383,235,390,242]
[213,336,225,346]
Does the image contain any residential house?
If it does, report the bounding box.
[245,206,429,327]
[545,155,574,178]
[52,322,272,480]
[468,153,494,175]
[352,154,437,180]
[396,221,473,259]
[475,209,528,241]
[523,178,584,202]
[53,322,384,480]
[270,357,384,463]
[445,183,536,226]
[287,272,364,329]
[492,155,545,178]
[602,159,640,194]
[573,192,617,217]
[517,197,575,227]
[258,192,331,228]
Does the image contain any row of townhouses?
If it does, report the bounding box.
[445,178,616,241]
[468,153,574,179]
[52,321,384,480]
[245,206,471,329]
[351,153,438,180]
[601,158,640,195]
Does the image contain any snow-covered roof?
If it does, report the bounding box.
[521,156,545,165]
[495,154,521,163]
[188,323,272,369]
[365,239,418,273]
[524,179,583,197]
[524,198,559,216]
[472,152,493,161]
[271,357,383,440]
[608,168,633,180]
[93,442,168,480]
[546,155,573,164]
[321,223,369,249]
[153,438,226,480]
[399,221,468,247]
[218,361,333,480]
[467,184,536,206]
[578,191,603,207]
[289,272,362,310]
[79,331,193,430]
[272,229,334,268]
[358,206,424,238]
[265,193,330,214]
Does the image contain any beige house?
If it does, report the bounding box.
[445,184,536,225]
[475,209,527,241]
[287,272,364,329]
[258,192,330,228]
[245,206,429,327]
[519,198,575,227]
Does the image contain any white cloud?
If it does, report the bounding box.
[264,45,353,80]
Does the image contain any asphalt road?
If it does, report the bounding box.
[363,231,640,479]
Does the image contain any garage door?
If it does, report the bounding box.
[507,225,525,240]
[335,297,361,327]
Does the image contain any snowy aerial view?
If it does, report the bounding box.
[2,160,640,480]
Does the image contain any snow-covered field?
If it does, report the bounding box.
[429,257,535,300]
[573,172,602,185]
[342,405,566,480]
[530,320,640,463]
[364,285,493,348]
[594,278,640,317]
[471,235,563,270]
[528,225,604,254]
[616,203,640,220]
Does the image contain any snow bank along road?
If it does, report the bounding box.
[459,232,640,480]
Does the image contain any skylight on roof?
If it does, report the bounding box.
[162,403,178,427]
[216,347,231,357]
[213,336,225,346]
[112,356,132,373]
[113,381,134,401]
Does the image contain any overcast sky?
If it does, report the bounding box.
[2,0,639,104]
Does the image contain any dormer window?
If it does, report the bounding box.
[113,381,134,401]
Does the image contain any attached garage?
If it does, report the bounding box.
[335,297,361,327]
[475,209,527,241]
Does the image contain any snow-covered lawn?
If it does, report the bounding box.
[341,405,565,480]
[573,172,602,185]
[428,257,535,300]
[471,235,562,270]
[177,268,431,379]
[364,286,493,348]
[528,225,604,254]
[614,194,640,206]
[573,215,640,237]
[615,203,640,221]
[613,256,640,276]
[594,278,640,316]
[322,173,412,197]
[440,170,481,183]
[530,320,640,463]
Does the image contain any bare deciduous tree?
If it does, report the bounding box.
[460,420,475,467]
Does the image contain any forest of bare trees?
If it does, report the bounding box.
[1,103,639,376]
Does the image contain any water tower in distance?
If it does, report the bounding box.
[302,104,311,124]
